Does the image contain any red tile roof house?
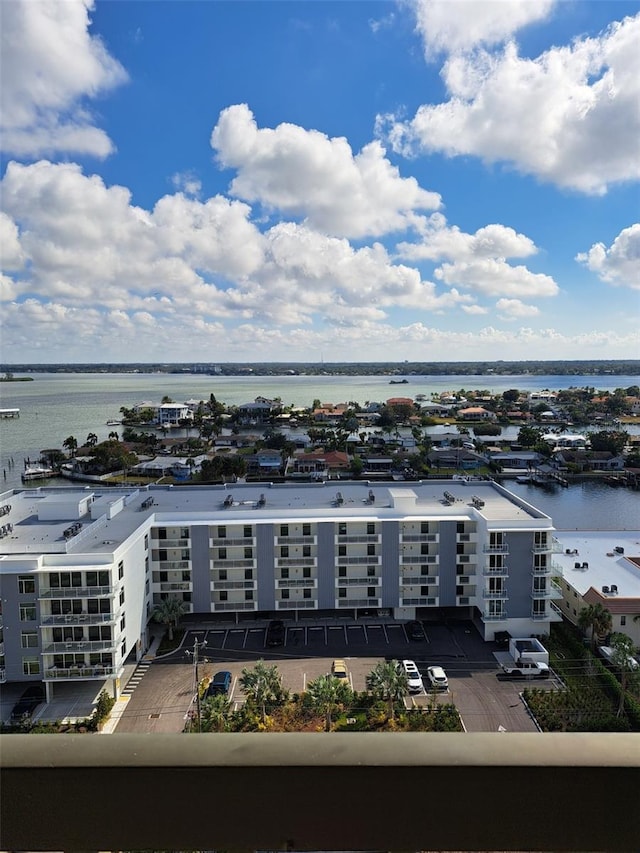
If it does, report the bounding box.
[457,406,497,421]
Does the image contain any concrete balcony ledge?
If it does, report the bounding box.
[1,733,638,852]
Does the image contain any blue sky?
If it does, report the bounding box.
[1,0,639,364]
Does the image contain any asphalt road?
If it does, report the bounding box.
[115,619,552,733]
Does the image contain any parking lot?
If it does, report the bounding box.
[115,619,556,733]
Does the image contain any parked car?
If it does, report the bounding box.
[406,620,425,641]
[427,665,449,691]
[500,660,549,678]
[266,619,285,647]
[10,685,45,723]
[205,670,232,698]
[398,659,424,693]
[331,659,348,680]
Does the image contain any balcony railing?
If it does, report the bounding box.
[211,580,255,590]
[156,560,190,571]
[401,533,437,542]
[335,556,380,565]
[212,601,257,611]
[211,559,254,569]
[483,567,509,577]
[336,576,380,586]
[276,558,316,567]
[276,600,317,610]
[153,538,189,548]
[483,589,508,600]
[275,536,315,545]
[44,639,115,654]
[40,612,115,626]
[400,597,437,606]
[211,537,254,546]
[336,598,381,608]
[531,587,563,599]
[400,555,437,564]
[277,578,315,588]
[483,544,509,554]
[400,575,437,584]
[44,665,115,680]
[483,610,507,621]
[336,534,380,544]
[38,585,114,599]
[159,582,191,592]
[531,543,551,553]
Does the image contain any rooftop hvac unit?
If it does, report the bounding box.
[610,584,618,594]
[602,586,610,594]
[614,546,625,554]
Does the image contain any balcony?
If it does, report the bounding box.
[156,560,191,571]
[336,576,380,586]
[457,596,472,606]
[275,536,315,545]
[482,567,509,577]
[483,544,509,554]
[212,601,257,611]
[153,538,189,548]
[211,537,254,547]
[399,555,437,564]
[400,597,437,607]
[44,639,115,654]
[531,542,551,553]
[532,563,552,575]
[211,559,255,569]
[276,600,317,610]
[400,575,437,584]
[276,557,316,567]
[40,612,115,626]
[44,665,115,680]
[456,533,476,543]
[549,601,563,621]
[483,589,508,600]
[483,610,507,621]
[336,598,381,608]
[336,534,380,544]
[277,578,316,588]
[159,582,191,592]
[38,585,114,599]
[531,586,563,600]
[211,580,255,590]
[401,533,437,543]
[336,556,380,565]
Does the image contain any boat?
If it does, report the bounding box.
[106,419,121,426]
[516,475,533,484]
[22,465,55,482]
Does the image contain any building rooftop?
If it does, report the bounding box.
[554,530,640,601]
[0,479,552,566]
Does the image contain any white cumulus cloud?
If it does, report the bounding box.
[211,103,441,239]
[434,258,558,299]
[0,0,127,159]
[495,297,540,319]
[380,13,640,194]
[576,224,640,290]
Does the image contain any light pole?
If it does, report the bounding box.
[185,636,207,732]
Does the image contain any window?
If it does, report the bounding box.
[367,522,375,535]
[533,577,547,593]
[281,546,289,558]
[457,522,465,534]
[422,566,430,577]
[144,534,148,549]
[22,658,40,676]
[303,567,311,579]
[245,569,253,580]
[160,571,168,583]
[119,589,125,607]
[281,589,290,600]
[219,591,228,602]
[218,525,227,538]
[338,567,347,578]
[281,568,289,579]
[20,604,37,621]
[303,545,311,558]
[367,587,376,598]
[302,523,311,536]
[219,570,227,581]
[145,557,149,574]
[21,631,39,648]
[218,548,227,560]
[89,626,112,642]
[367,566,376,577]
[421,522,430,534]
[456,585,463,596]
[158,528,167,540]
[280,524,289,537]
[621,615,626,626]
[182,570,190,582]
[367,544,375,556]
[118,561,124,580]
[338,545,347,557]
[338,523,347,536]
[244,590,253,601]
[338,588,347,598]
[244,547,253,559]
[120,615,126,632]
[121,641,127,658]
[303,588,311,599]
[180,528,189,539]
[244,525,252,538]
[18,575,35,594]
[421,586,429,597]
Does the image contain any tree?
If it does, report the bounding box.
[63,435,78,457]
[152,597,187,641]
[517,426,543,448]
[578,603,612,650]
[305,674,353,731]
[85,432,98,448]
[239,660,288,723]
[609,633,639,718]
[201,692,231,732]
[588,430,628,455]
[502,389,520,404]
[365,660,407,720]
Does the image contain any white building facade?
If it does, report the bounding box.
[0,480,565,699]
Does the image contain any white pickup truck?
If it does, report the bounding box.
[501,660,550,678]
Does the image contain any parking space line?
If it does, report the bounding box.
[363,625,369,644]
[344,624,348,644]
[221,629,228,649]
[382,624,389,644]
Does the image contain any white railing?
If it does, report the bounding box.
[275,536,315,545]
[211,580,256,590]
[336,534,380,544]
[401,533,437,542]
[401,597,437,606]
[400,555,437,564]
[400,575,437,584]
[213,601,257,611]
[157,561,191,571]
[336,556,380,565]
[211,537,254,547]
[276,558,316,567]
[483,567,509,577]
[483,590,508,599]
[336,598,381,608]
[40,612,115,626]
[44,666,115,680]
[277,578,316,588]
[483,544,509,554]
[336,576,380,586]
[159,582,191,592]
[210,559,255,569]
[276,600,317,610]
[38,586,114,599]
[44,639,115,653]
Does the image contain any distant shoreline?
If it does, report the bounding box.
[0,359,639,377]
[0,377,33,382]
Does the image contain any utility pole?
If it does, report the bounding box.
[185,636,207,732]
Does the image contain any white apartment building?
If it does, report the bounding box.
[0,480,565,700]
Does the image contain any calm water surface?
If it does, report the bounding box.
[1,372,638,530]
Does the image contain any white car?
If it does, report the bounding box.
[427,665,449,691]
[398,659,424,693]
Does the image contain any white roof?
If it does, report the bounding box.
[554,531,640,598]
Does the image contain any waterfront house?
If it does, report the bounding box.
[457,406,497,421]
[237,398,280,425]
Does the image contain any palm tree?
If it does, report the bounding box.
[306,674,353,732]
[609,632,639,718]
[152,597,187,641]
[578,603,613,650]
[239,660,288,723]
[108,431,119,441]
[201,692,231,732]
[86,432,98,448]
[366,660,407,720]
[63,435,78,457]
